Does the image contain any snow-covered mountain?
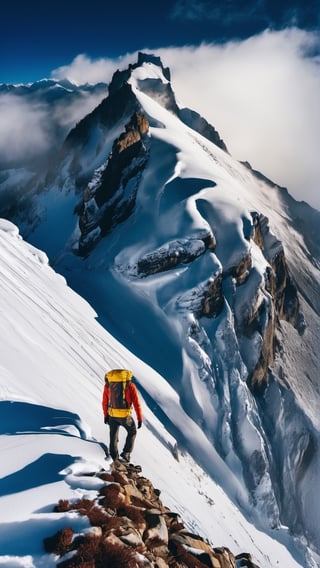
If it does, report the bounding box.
[0,218,307,567]
[1,52,320,567]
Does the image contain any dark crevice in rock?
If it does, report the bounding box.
[77,112,150,254]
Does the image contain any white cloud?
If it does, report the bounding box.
[51,53,134,85]
[50,91,107,128]
[0,90,107,166]
[0,95,50,162]
[156,28,320,210]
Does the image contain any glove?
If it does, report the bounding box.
[104,415,109,424]
[138,421,142,429]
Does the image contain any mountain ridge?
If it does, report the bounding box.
[44,459,261,568]
[0,52,320,566]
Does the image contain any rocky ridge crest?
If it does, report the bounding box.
[44,460,260,568]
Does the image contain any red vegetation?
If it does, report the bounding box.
[43,526,74,555]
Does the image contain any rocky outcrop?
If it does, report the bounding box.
[63,82,138,167]
[78,112,149,253]
[109,52,171,97]
[200,272,224,318]
[224,252,252,285]
[94,111,149,210]
[252,212,300,327]
[137,232,215,276]
[179,108,228,152]
[235,212,303,389]
[134,232,224,319]
[44,461,260,568]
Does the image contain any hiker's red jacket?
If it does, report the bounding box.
[102,381,143,422]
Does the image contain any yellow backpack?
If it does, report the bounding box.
[105,369,133,418]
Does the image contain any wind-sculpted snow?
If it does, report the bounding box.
[1,54,320,567]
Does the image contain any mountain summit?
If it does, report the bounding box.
[1,53,320,567]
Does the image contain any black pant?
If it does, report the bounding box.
[109,415,137,460]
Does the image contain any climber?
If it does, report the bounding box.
[102,369,142,463]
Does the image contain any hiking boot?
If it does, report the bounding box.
[120,452,130,463]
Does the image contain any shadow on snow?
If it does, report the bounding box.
[0,400,86,437]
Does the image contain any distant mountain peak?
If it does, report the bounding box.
[136,51,171,80]
[108,51,170,97]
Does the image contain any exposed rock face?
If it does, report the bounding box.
[252,212,300,326]
[224,252,252,285]
[94,111,149,210]
[78,111,150,253]
[137,232,215,276]
[135,231,224,319]
[201,273,224,318]
[234,212,302,389]
[179,108,228,152]
[45,461,260,568]
[109,52,171,97]
[62,83,139,177]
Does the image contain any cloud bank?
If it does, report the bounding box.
[50,28,320,210]
[51,53,133,85]
[159,28,320,210]
[0,90,106,167]
[0,95,51,163]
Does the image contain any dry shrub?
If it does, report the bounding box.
[54,498,95,515]
[99,484,120,497]
[90,512,121,534]
[55,499,73,513]
[44,526,74,555]
[99,484,123,510]
[146,536,168,551]
[58,535,101,567]
[86,505,112,527]
[95,540,140,568]
[102,516,122,534]
[117,504,145,525]
[74,499,95,516]
[74,535,101,561]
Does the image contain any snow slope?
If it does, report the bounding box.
[0,219,309,567]
[1,54,320,568]
[42,58,320,561]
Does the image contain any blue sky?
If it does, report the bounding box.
[1,0,319,83]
